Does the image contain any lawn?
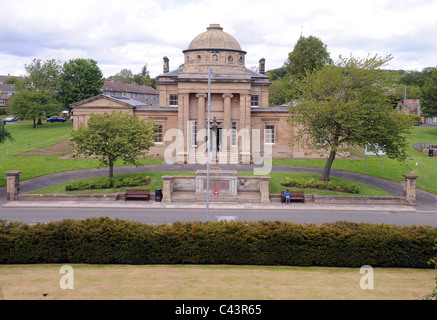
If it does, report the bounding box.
[0,264,434,300]
[30,171,394,196]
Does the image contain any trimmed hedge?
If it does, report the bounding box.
[65,176,150,191]
[281,177,361,194]
[0,218,436,268]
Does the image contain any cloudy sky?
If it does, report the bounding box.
[1,0,436,79]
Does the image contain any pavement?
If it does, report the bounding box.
[1,199,419,212]
[1,164,436,213]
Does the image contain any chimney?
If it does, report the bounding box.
[163,56,169,74]
[259,58,265,75]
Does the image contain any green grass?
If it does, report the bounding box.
[31,171,393,196]
[0,264,435,300]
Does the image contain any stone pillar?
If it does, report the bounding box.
[260,176,271,204]
[5,170,21,201]
[177,94,188,164]
[239,94,251,164]
[403,174,419,205]
[196,93,207,152]
[162,176,173,203]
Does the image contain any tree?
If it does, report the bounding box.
[109,69,134,84]
[0,123,13,144]
[9,59,62,127]
[59,58,104,110]
[8,89,60,128]
[285,35,332,81]
[70,111,156,179]
[289,54,413,181]
[421,67,437,117]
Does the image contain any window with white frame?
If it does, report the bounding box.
[154,124,163,144]
[264,125,275,144]
[433,117,437,123]
[231,122,237,146]
[169,94,178,106]
[191,121,197,147]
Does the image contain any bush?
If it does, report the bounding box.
[0,218,435,268]
[281,177,360,194]
[65,175,150,191]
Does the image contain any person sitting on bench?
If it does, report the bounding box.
[284,189,291,204]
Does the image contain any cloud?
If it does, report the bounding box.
[0,0,436,78]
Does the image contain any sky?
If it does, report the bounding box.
[1,0,436,79]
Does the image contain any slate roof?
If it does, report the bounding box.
[102,81,158,95]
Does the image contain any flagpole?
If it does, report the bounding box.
[206,68,212,222]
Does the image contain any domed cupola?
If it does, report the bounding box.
[182,24,247,73]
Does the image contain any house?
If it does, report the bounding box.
[0,83,16,107]
[102,81,159,106]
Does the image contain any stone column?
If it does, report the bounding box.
[5,170,21,201]
[196,93,207,152]
[403,173,419,205]
[177,93,189,164]
[239,94,251,164]
[222,94,233,132]
[222,94,233,164]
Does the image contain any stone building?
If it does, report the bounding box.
[71,24,320,164]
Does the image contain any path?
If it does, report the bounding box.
[1,164,436,210]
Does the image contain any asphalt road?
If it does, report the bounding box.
[1,206,436,227]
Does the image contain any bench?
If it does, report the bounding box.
[281,191,305,203]
[125,189,150,201]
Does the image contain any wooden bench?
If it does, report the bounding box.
[125,189,150,201]
[281,191,305,203]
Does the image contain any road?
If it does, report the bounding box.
[1,206,436,227]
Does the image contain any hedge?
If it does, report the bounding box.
[0,218,436,268]
[281,177,361,194]
[65,176,150,191]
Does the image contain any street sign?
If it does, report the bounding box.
[213,190,219,196]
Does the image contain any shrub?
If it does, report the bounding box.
[0,219,435,268]
[280,177,360,194]
[65,175,150,191]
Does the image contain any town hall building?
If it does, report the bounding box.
[71,24,319,164]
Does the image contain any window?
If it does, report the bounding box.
[169,94,178,106]
[433,117,437,123]
[231,122,237,146]
[154,124,163,144]
[316,137,326,145]
[191,121,197,147]
[265,125,275,144]
[251,95,259,107]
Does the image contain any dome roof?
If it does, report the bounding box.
[186,24,243,52]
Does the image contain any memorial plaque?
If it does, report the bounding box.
[203,179,230,191]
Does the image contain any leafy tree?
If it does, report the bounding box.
[0,123,13,144]
[8,89,60,128]
[109,69,134,84]
[71,111,156,179]
[8,59,62,127]
[420,67,437,117]
[285,35,332,81]
[59,58,104,110]
[289,54,413,181]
